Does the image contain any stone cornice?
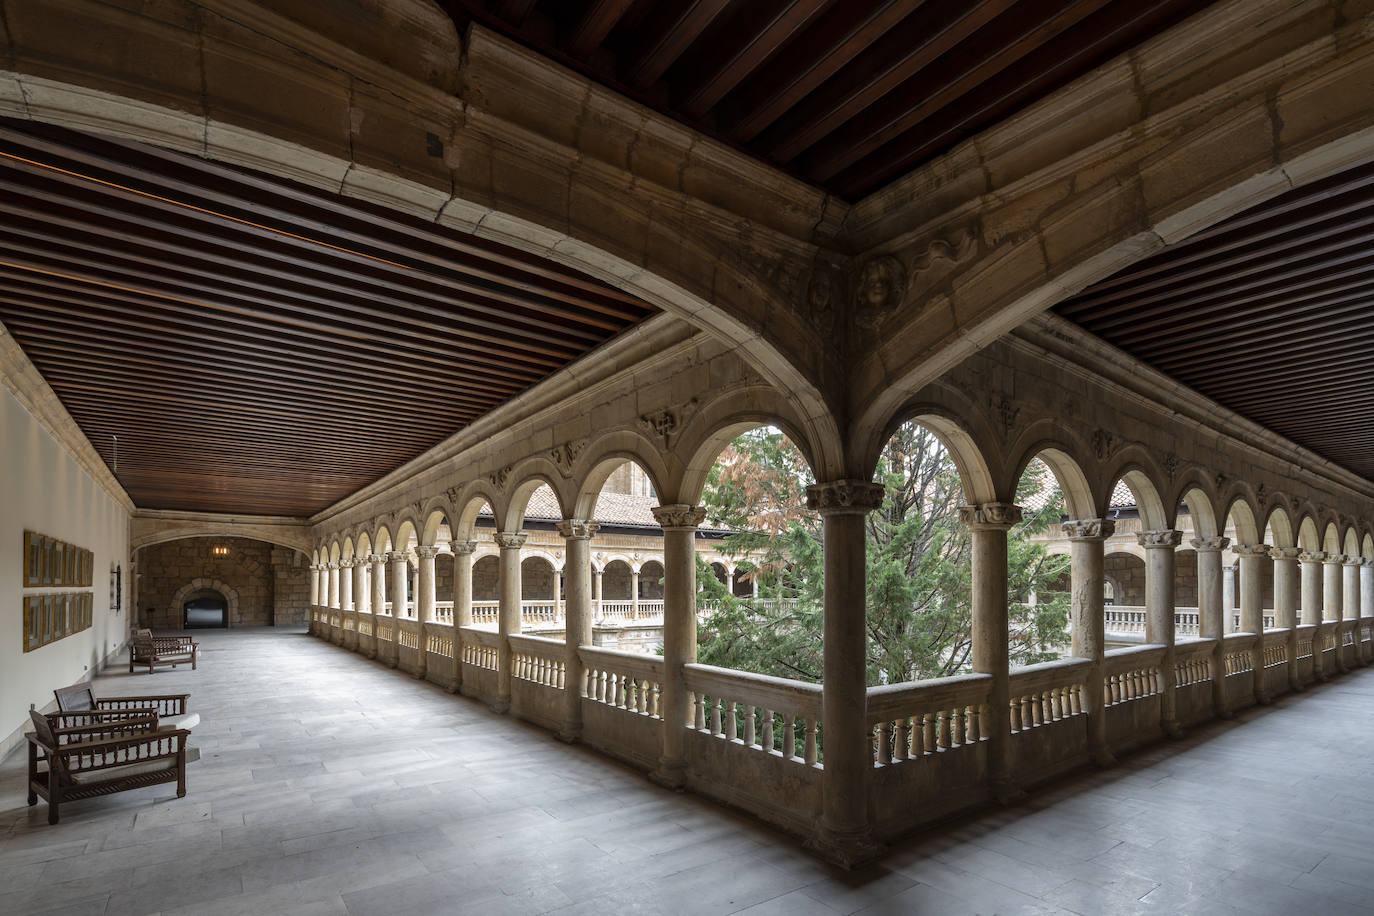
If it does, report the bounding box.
[0,319,133,512]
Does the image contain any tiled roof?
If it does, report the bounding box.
[482,486,735,532]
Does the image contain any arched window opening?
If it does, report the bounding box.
[184,588,227,629]
[1008,456,1072,665]
[694,425,821,681]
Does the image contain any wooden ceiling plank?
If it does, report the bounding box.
[627,0,733,89]
[568,0,636,56]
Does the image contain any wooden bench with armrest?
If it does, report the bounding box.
[26,709,195,824]
[54,682,199,732]
[128,628,198,674]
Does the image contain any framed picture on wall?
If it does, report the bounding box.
[41,537,54,585]
[55,595,67,639]
[83,593,92,629]
[84,551,93,587]
[61,545,72,586]
[40,595,54,643]
[24,531,42,587]
[25,596,40,651]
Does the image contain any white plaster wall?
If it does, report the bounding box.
[1,386,131,758]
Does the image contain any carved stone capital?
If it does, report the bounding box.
[414,545,440,560]
[1190,536,1230,552]
[494,532,528,550]
[959,502,1023,531]
[368,554,386,566]
[449,539,477,556]
[349,557,369,568]
[806,480,884,515]
[385,551,408,564]
[1343,554,1365,567]
[325,561,339,570]
[1325,553,1349,566]
[1137,529,1183,550]
[651,505,707,530]
[1232,543,1272,559]
[557,519,600,539]
[1299,550,1328,564]
[1061,518,1114,540]
[1269,547,1302,561]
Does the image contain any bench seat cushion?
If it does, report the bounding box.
[68,748,198,784]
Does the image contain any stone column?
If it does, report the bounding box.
[387,551,408,669]
[327,562,339,608]
[1269,547,1301,691]
[1193,536,1230,717]
[960,501,1024,804]
[355,559,370,613]
[367,555,385,659]
[1222,564,1237,632]
[807,482,884,866]
[340,560,354,612]
[448,540,475,693]
[631,568,641,619]
[1139,529,1183,736]
[555,568,563,620]
[1324,554,1347,672]
[650,505,707,791]
[1343,556,1363,667]
[1300,551,1326,680]
[309,564,321,608]
[494,531,527,714]
[414,545,438,681]
[593,567,603,619]
[556,520,597,743]
[1066,518,1114,766]
[1234,543,1271,704]
[1363,559,1374,663]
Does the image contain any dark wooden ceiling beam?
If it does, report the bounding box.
[568,0,636,57]
[627,0,733,89]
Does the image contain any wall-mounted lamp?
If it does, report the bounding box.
[212,545,230,557]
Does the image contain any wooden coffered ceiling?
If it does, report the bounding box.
[0,118,657,517]
[1056,158,1374,483]
[442,0,1212,200]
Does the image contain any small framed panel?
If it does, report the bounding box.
[41,537,54,586]
[40,595,54,643]
[25,596,41,651]
[24,531,42,587]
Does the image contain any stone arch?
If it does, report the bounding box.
[1223,496,1262,546]
[1322,522,1342,554]
[676,387,823,506]
[1180,485,1221,540]
[570,430,671,518]
[1343,526,1361,557]
[356,532,373,558]
[373,523,395,554]
[392,513,420,551]
[520,554,556,601]
[451,483,505,538]
[1000,425,1093,519]
[1363,532,1374,560]
[1298,515,1322,551]
[865,384,1000,504]
[341,537,355,562]
[420,507,449,547]
[168,578,241,629]
[1105,462,1169,531]
[328,541,341,564]
[1103,551,1146,606]
[505,467,567,532]
[1265,506,1296,548]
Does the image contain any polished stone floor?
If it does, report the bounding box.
[3,629,1373,915]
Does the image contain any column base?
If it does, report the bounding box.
[989,778,1026,806]
[489,697,510,715]
[445,680,461,695]
[1089,747,1117,769]
[649,759,688,790]
[806,823,884,869]
[1163,719,1185,739]
[554,727,581,745]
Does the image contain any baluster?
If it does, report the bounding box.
[710,697,722,736]
[693,693,705,730]
[937,710,951,749]
[893,717,909,762]
[783,716,797,760]
[922,712,936,754]
[744,705,756,747]
[1050,687,1063,721]
[1032,692,1044,726]
[876,721,892,765]
[762,708,774,752]
[728,700,740,740]
[1009,698,1022,733]
[804,718,818,766]
[598,669,609,704]
[951,707,966,746]
[968,706,982,744]
[638,680,649,714]
[651,683,661,718]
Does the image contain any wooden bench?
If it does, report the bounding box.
[26,709,193,824]
[54,682,199,732]
[129,628,198,673]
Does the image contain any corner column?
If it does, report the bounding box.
[494,531,527,714]
[1234,544,1271,704]
[1271,547,1301,692]
[387,551,407,668]
[556,520,597,743]
[808,481,885,866]
[1139,529,1183,736]
[449,540,475,693]
[649,505,706,790]
[415,545,438,681]
[1324,554,1347,672]
[1066,518,1115,767]
[1193,537,1231,717]
[1300,551,1327,680]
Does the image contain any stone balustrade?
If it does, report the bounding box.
[685,663,823,767]
[1103,645,1164,705]
[1007,658,1090,733]
[867,672,992,765]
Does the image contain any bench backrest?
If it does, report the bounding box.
[53,682,98,712]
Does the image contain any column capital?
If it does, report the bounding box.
[414,545,440,560]
[368,553,386,565]
[1232,543,1271,559]
[557,518,600,539]
[805,480,884,515]
[1343,554,1365,567]
[325,561,339,570]
[349,557,369,568]
[958,502,1022,530]
[1136,529,1182,550]
[1299,550,1328,564]
[494,531,528,550]
[1269,546,1303,561]
[1190,536,1230,552]
[449,539,477,556]
[651,504,708,529]
[1061,518,1115,540]
[1325,553,1349,566]
[385,551,408,563]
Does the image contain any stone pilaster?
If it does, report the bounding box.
[1138,529,1183,736]
[650,505,707,792]
[1065,518,1114,766]
[493,531,528,714]
[1193,537,1231,716]
[962,501,1024,803]
[556,519,598,743]
[806,481,885,866]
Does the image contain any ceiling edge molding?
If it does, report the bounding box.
[0,318,135,513]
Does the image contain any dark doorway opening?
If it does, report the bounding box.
[184,590,228,628]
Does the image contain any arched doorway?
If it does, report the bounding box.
[184,588,228,629]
